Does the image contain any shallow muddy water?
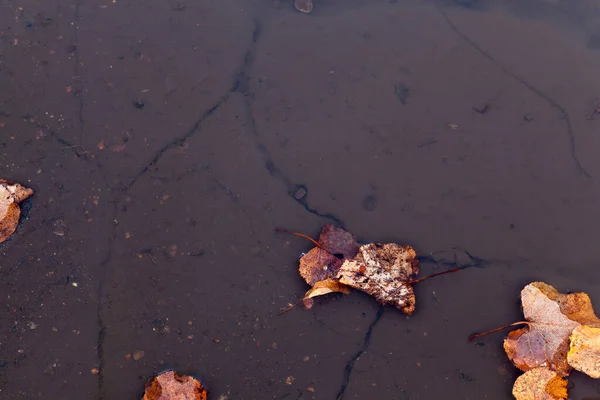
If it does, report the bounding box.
[2,0,600,398]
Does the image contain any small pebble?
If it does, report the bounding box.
[133,350,145,361]
[292,186,307,200]
[524,114,533,121]
[285,376,295,385]
[362,195,377,211]
[133,99,145,109]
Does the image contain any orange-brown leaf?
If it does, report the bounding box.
[303,278,350,300]
[142,370,207,400]
[0,180,33,243]
[512,367,567,400]
[299,247,343,286]
[567,325,600,379]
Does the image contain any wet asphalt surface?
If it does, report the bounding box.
[3,0,600,398]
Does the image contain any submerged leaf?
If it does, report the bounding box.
[337,243,419,315]
[0,179,33,243]
[568,325,600,379]
[299,247,343,286]
[294,225,420,314]
[298,224,358,286]
[317,224,359,260]
[512,367,567,400]
[504,282,600,377]
[142,370,207,400]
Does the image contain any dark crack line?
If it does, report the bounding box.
[417,246,503,270]
[73,1,85,146]
[336,307,384,400]
[96,199,118,400]
[232,22,346,226]
[124,21,264,191]
[124,98,227,190]
[238,96,345,226]
[438,8,591,179]
[124,19,345,227]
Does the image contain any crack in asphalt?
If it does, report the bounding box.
[95,198,117,400]
[124,19,345,227]
[438,7,592,179]
[124,20,263,191]
[73,1,85,146]
[417,246,502,270]
[336,307,385,400]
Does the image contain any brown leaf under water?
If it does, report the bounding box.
[337,243,419,315]
[298,224,359,286]
[503,282,600,377]
[567,325,600,379]
[142,370,207,400]
[0,179,34,243]
[512,367,567,400]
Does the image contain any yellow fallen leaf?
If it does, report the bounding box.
[512,367,567,400]
[303,278,350,300]
[568,325,600,378]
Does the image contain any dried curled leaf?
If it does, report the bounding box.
[142,370,207,400]
[504,282,600,377]
[337,243,419,314]
[303,278,350,300]
[512,367,567,400]
[0,179,33,243]
[568,325,600,379]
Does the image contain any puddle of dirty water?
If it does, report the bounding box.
[2,0,600,398]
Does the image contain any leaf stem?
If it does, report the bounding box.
[468,321,529,341]
[275,227,323,249]
[409,267,460,284]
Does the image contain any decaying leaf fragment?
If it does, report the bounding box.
[142,370,207,400]
[0,179,34,243]
[504,282,600,377]
[512,367,567,400]
[568,325,600,378]
[337,243,419,314]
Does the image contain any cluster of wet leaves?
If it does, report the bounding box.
[283,225,600,400]
[280,224,422,314]
[473,282,600,399]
